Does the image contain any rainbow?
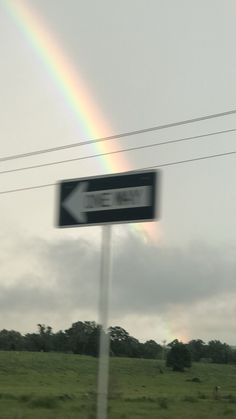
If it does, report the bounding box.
[3,1,182,342]
[3,0,159,242]
[3,0,129,173]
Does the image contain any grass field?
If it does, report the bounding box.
[0,351,235,418]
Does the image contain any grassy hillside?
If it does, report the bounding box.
[0,351,235,418]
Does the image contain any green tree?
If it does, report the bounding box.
[0,330,24,351]
[187,339,206,362]
[24,332,41,351]
[86,325,101,357]
[37,324,53,352]
[52,330,69,352]
[141,340,162,359]
[65,321,98,355]
[207,340,233,364]
[109,326,141,357]
[166,341,192,371]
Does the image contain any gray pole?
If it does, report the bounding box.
[97,225,112,419]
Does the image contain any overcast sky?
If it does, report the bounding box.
[0,0,236,344]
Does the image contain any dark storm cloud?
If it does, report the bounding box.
[111,237,236,314]
[0,237,100,319]
[0,234,236,322]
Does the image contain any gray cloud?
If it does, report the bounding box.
[111,237,236,314]
[0,236,100,331]
[0,234,236,342]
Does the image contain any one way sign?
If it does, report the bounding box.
[57,171,159,227]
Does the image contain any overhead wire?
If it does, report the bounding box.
[1,108,236,163]
[1,147,236,195]
[0,127,236,176]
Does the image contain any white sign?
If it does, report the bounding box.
[58,170,157,227]
[63,182,151,223]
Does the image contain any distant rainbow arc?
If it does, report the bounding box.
[4,0,129,173]
[3,0,160,243]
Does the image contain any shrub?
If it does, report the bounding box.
[183,395,198,403]
[166,341,192,372]
[158,397,169,409]
[19,394,32,402]
[29,395,58,409]
[198,392,208,400]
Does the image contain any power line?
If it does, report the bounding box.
[1,147,236,195]
[147,149,236,169]
[0,182,55,195]
[1,127,236,176]
[1,108,236,163]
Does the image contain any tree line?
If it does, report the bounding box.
[0,321,235,364]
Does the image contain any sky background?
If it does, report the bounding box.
[0,0,236,344]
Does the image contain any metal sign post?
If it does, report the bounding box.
[97,225,112,419]
[57,170,160,419]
